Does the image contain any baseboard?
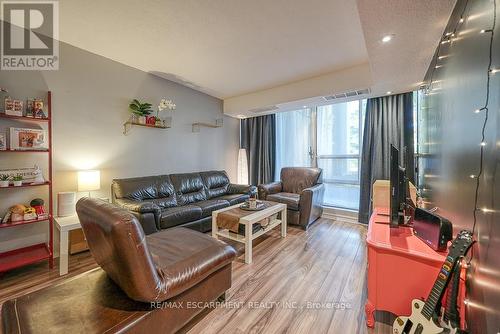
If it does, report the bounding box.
[321,206,361,225]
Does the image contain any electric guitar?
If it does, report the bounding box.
[392,230,474,334]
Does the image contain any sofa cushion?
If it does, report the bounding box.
[160,205,202,229]
[112,176,158,201]
[194,199,230,218]
[112,175,177,208]
[152,175,177,208]
[146,227,236,298]
[200,171,230,199]
[216,193,250,205]
[267,192,300,211]
[170,173,207,206]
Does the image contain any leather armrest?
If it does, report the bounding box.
[228,183,257,196]
[299,184,325,227]
[114,198,161,233]
[258,181,282,200]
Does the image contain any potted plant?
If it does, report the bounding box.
[129,99,153,124]
[12,174,23,187]
[0,174,10,187]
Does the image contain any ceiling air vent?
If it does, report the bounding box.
[323,88,371,101]
[249,105,279,113]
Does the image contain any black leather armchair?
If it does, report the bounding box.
[258,167,324,229]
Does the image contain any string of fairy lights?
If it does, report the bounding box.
[423,0,497,265]
[471,0,497,240]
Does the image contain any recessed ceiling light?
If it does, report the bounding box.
[386,91,392,95]
[303,106,307,109]
[382,35,393,43]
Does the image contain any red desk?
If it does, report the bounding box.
[365,208,448,327]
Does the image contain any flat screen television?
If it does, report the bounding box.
[390,144,407,228]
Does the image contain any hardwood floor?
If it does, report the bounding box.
[0,249,98,305]
[0,218,394,333]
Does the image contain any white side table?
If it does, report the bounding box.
[54,215,82,276]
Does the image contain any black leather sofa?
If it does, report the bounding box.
[111,170,256,234]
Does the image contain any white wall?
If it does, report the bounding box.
[0,42,239,252]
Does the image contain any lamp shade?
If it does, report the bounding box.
[237,148,248,185]
[77,170,101,192]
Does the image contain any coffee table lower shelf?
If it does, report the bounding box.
[212,202,287,264]
[215,218,283,242]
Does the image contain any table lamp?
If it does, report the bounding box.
[77,170,101,198]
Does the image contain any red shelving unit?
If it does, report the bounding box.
[0,216,51,229]
[0,113,50,122]
[3,149,49,153]
[0,91,54,272]
[0,243,51,272]
[0,181,50,189]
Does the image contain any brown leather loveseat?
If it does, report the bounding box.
[258,167,324,229]
[1,198,237,334]
[112,170,257,235]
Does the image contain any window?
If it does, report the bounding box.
[275,99,366,210]
[317,100,365,209]
[275,108,313,180]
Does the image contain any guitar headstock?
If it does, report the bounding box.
[448,230,474,259]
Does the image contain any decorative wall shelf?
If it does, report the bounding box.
[123,119,172,135]
[192,118,223,132]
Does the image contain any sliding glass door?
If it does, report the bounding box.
[316,100,365,209]
[275,100,366,210]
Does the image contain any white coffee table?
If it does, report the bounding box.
[54,215,82,276]
[212,201,287,264]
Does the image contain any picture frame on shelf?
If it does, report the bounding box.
[25,99,46,118]
[26,99,34,117]
[4,97,23,117]
[8,127,48,150]
[33,99,45,118]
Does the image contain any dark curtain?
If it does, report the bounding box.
[358,92,414,224]
[240,114,276,186]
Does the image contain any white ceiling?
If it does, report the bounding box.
[58,0,455,113]
[58,0,368,98]
[356,0,456,97]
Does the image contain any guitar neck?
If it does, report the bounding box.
[421,255,458,320]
